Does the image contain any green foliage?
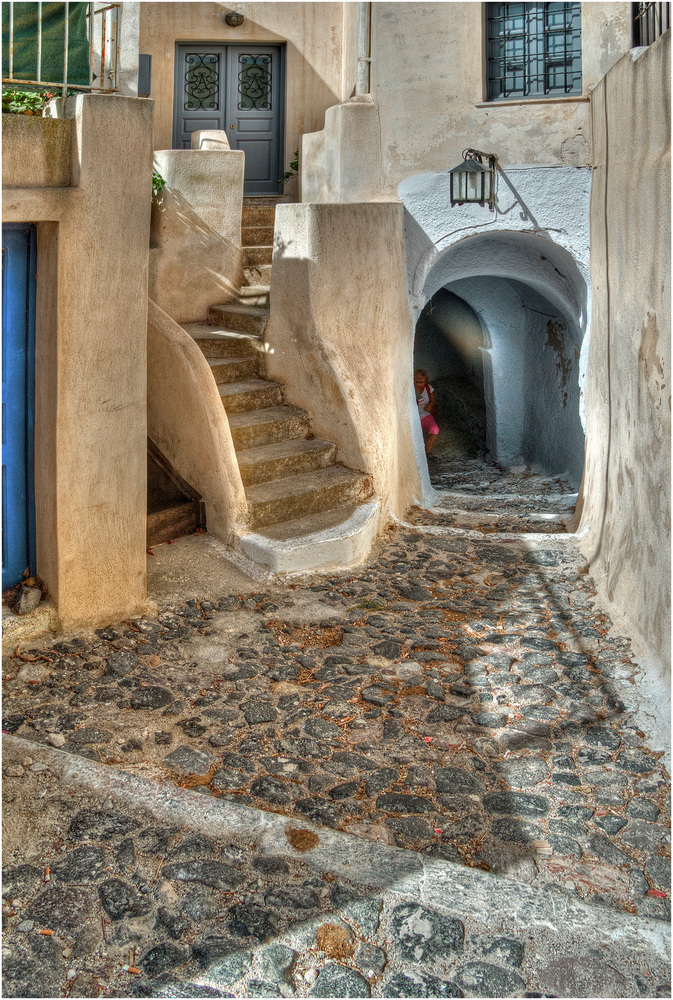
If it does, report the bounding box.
[356,598,387,610]
[2,89,56,115]
[152,170,166,198]
[280,149,299,184]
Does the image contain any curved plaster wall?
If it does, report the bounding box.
[264,201,423,524]
[147,301,248,542]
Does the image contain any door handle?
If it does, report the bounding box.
[229,124,235,129]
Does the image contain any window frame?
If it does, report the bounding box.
[485,2,583,103]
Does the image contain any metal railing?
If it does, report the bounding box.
[2,1,120,96]
[633,2,670,46]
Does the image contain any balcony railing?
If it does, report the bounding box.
[2,1,120,96]
[633,1,670,46]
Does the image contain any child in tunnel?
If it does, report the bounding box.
[414,369,439,457]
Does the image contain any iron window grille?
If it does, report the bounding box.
[2,2,120,96]
[487,2,582,101]
[632,2,670,45]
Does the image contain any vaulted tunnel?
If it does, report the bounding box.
[415,231,587,487]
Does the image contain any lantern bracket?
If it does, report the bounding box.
[449,148,498,211]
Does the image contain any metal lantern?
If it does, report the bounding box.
[224,11,245,26]
[449,149,496,210]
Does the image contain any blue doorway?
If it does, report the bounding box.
[2,223,37,591]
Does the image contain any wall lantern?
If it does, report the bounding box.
[449,148,497,211]
[224,11,245,26]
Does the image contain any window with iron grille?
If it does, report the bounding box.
[632,2,670,45]
[487,2,582,101]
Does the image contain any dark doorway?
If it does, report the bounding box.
[414,288,486,460]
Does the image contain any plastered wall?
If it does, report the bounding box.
[2,96,153,631]
[264,202,422,524]
[372,2,631,182]
[139,0,346,187]
[150,147,245,322]
[577,33,671,684]
[302,3,632,203]
[147,301,249,540]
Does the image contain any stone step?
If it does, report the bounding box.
[244,245,273,267]
[237,437,338,486]
[242,195,285,209]
[242,204,276,227]
[228,405,309,450]
[235,284,270,308]
[207,303,270,338]
[242,225,274,246]
[245,465,373,529]
[244,264,272,285]
[206,357,260,383]
[219,379,283,414]
[183,323,264,358]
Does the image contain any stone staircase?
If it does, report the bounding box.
[182,198,375,558]
[235,196,275,308]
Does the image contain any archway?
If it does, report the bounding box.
[415,230,587,488]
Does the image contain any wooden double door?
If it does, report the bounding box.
[173,43,284,195]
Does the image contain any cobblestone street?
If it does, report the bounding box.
[2,459,671,998]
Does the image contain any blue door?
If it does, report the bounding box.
[2,224,37,591]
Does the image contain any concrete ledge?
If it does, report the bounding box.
[234,500,380,574]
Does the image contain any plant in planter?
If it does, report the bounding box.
[2,89,56,115]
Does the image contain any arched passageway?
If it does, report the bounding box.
[414,231,587,489]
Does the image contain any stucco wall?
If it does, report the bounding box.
[3,96,153,631]
[264,202,421,523]
[150,148,244,323]
[147,301,248,540]
[372,2,630,183]
[139,0,344,186]
[2,114,72,188]
[302,3,632,203]
[577,34,671,684]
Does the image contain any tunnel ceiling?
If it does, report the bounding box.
[420,230,587,330]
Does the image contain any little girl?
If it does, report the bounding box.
[414,369,439,455]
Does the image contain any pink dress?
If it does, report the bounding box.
[417,385,439,435]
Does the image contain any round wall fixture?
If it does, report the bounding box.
[224,11,245,26]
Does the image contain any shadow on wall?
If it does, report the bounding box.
[264,236,370,476]
[414,289,487,460]
[150,184,243,323]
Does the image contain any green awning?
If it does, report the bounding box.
[2,3,89,88]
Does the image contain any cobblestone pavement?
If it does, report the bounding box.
[2,458,671,997]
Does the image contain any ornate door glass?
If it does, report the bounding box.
[184,53,220,111]
[237,53,272,110]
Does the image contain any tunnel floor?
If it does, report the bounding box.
[2,457,670,997]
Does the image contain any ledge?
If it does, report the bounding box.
[475,95,590,108]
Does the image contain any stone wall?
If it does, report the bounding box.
[3,96,153,631]
[577,33,671,690]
